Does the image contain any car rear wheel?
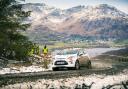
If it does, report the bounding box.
[75,61,80,70]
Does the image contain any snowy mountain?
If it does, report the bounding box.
[59,4,128,40]
[22,3,128,41]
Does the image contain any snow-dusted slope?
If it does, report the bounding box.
[2,71,128,89]
[22,3,128,40]
[59,4,128,39]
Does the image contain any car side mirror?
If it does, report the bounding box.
[79,54,83,56]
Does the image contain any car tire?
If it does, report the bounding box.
[52,67,58,71]
[75,61,80,70]
[87,61,92,69]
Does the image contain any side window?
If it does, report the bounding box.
[77,52,79,56]
[83,51,86,54]
[79,51,83,56]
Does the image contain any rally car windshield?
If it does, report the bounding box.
[56,50,78,55]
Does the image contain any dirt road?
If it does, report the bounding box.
[0,48,127,87]
[0,59,128,87]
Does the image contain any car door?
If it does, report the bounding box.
[78,52,86,66]
[78,51,90,67]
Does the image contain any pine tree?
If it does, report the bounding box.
[0,0,33,61]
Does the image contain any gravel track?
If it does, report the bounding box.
[0,60,128,87]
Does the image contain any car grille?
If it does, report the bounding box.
[54,61,68,65]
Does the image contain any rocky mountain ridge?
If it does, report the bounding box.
[22,3,128,41]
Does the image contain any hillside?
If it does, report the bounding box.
[22,3,128,42]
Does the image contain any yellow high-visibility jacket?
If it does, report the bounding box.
[28,48,34,56]
[43,48,48,54]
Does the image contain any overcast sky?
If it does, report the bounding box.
[24,0,128,13]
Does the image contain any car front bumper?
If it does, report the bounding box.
[52,63,75,68]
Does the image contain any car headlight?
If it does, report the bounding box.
[67,56,74,64]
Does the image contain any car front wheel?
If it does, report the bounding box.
[52,67,58,71]
[87,61,92,69]
[75,61,80,70]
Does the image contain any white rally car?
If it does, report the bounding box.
[52,49,91,71]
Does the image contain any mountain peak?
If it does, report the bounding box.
[95,4,116,9]
[24,3,46,6]
[71,5,85,9]
[65,5,85,13]
[98,4,112,7]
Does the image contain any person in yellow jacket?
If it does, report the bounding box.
[28,47,34,56]
[33,43,40,55]
[42,45,48,57]
[28,43,40,56]
[42,45,49,69]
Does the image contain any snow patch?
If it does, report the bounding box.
[1,71,128,89]
[0,65,52,74]
[49,18,65,23]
